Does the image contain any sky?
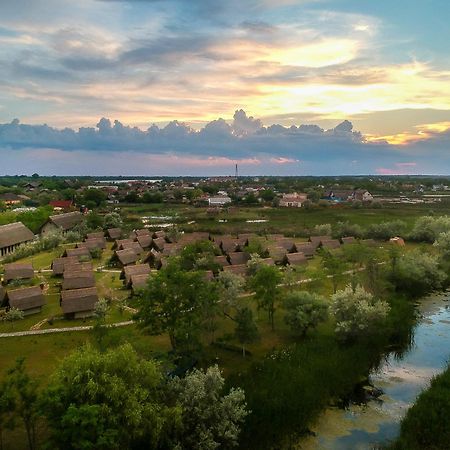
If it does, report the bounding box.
[0,0,449,176]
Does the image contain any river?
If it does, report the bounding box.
[299,292,450,450]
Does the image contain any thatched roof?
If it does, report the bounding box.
[107,228,122,240]
[4,263,34,282]
[152,230,165,239]
[86,231,105,240]
[136,234,152,249]
[214,255,230,267]
[309,235,332,248]
[293,242,315,257]
[136,229,151,237]
[113,238,133,250]
[119,241,144,255]
[220,238,240,253]
[162,243,180,256]
[63,262,93,273]
[260,258,275,266]
[128,273,149,290]
[63,247,91,259]
[321,239,341,250]
[78,238,106,250]
[0,222,34,249]
[52,256,79,275]
[341,236,356,245]
[61,287,98,314]
[285,252,308,266]
[266,246,286,262]
[7,286,45,311]
[152,237,166,251]
[114,249,138,266]
[223,264,248,276]
[62,271,95,290]
[121,264,151,283]
[228,252,250,266]
[273,238,295,252]
[48,211,84,231]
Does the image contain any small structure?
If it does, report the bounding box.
[63,247,91,260]
[285,252,308,267]
[121,264,151,284]
[107,228,122,240]
[214,255,230,267]
[52,256,79,276]
[3,263,34,283]
[49,200,73,211]
[0,222,35,257]
[86,231,105,240]
[228,252,250,266]
[320,239,341,250]
[6,286,45,315]
[78,238,106,250]
[293,242,315,258]
[61,287,98,319]
[40,211,84,236]
[62,271,95,290]
[341,236,356,245]
[390,236,405,246]
[119,241,144,255]
[279,192,308,208]
[152,237,166,252]
[136,234,152,249]
[274,238,296,252]
[112,238,134,250]
[220,238,240,254]
[309,235,332,249]
[114,249,139,267]
[207,196,232,207]
[266,246,286,264]
[128,274,149,292]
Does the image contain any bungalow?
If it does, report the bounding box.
[279,192,308,208]
[273,238,296,252]
[136,234,152,249]
[119,241,144,255]
[0,193,25,206]
[214,255,230,267]
[114,249,139,267]
[106,228,122,240]
[293,242,315,258]
[49,200,73,211]
[128,274,149,292]
[390,236,405,246]
[61,287,98,319]
[320,239,341,250]
[284,252,308,266]
[62,262,93,274]
[51,256,79,276]
[6,286,45,316]
[341,236,356,245]
[40,211,84,236]
[152,230,166,239]
[86,231,105,240]
[120,264,151,284]
[63,247,91,260]
[266,246,286,263]
[327,189,373,203]
[228,252,250,266]
[151,237,166,252]
[309,235,332,249]
[62,271,95,290]
[208,196,232,207]
[78,238,106,250]
[220,238,240,254]
[3,263,34,283]
[112,238,133,250]
[0,222,35,257]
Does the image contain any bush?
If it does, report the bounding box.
[409,215,450,242]
[365,220,406,240]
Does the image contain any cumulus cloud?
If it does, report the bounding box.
[0,109,449,175]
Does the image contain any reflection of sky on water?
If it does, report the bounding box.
[301,296,450,450]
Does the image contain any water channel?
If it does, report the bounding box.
[299,292,450,449]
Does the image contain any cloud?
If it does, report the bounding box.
[1,110,449,175]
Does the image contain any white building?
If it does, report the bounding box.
[208,196,232,207]
[279,192,308,208]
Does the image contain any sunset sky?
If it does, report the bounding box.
[0,0,449,175]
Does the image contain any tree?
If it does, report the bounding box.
[86,212,103,230]
[330,285,390,341]
[0,380,15,450]
[169,365,249,450]
[320,250,347,294]
[4,308,24,330]
[6,358,40,450]
[249,265,282,330]
[235,307,259,357]
[283,291,328,337]
[135,259,218,353]
[83,189,107,207]
[434,231,450,258]
[390,251,446,297]
[41,344,175,450]
[103,212,123,230]
[217,271,246,315]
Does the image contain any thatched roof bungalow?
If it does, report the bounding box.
[121,264,151,283]
[106,228,122,240]
[62,271,95,290]
[0,222,35,257]
[61,287,98,319]
[114,249,139,267]
[7,286,45,315]
[3,263,34,283]
[40,211,84,236]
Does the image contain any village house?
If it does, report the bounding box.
[207,195,232,207]
[40,211,84,236]
[61,287,98,319]
[279,192,308,208]
[49,200,74,211]
[327,189,373,203]
[3,263,34,283]
[0,193,29,206]
[6,286,45,316]
[0,222,35,257]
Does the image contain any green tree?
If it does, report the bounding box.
[0,379,15,450]
[235,307,259,357]
[86,212,103,230]
[6,358,40,450]
[103,212,123,230]
[41,344,175,450]
[169,365,249,450]
[217,271,246,314]
[83,189,107,207]
[321,250,348,294]
[135,259,218,353]
[434,231,450,258]
[330,285,390,342]
[4,307,24,330]
[283,291,328,337]
[249,265,282,330]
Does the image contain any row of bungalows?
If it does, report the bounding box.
[0,222,35,257]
